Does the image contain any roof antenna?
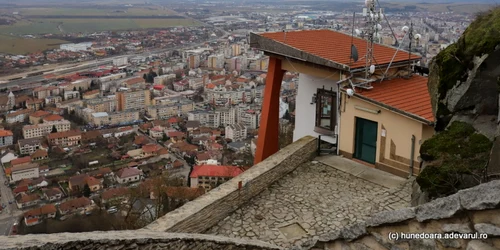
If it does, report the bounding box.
[349,12,359,65]
[406,22,414,78]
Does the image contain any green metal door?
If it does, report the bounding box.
[354,117,378,164]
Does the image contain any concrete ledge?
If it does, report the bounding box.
[0,230,282,250]
[145,136,317,233]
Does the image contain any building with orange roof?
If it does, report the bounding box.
[46,130,82,147]
[190,165,244,191]
[0,128,13,147]
[24,204,57,226]
[42,114,64,123]
[250,29,434,178]
[29,110,51,125]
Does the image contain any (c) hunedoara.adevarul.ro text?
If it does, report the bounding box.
[388,232,488,240]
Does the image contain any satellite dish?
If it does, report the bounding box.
[415,34,422,40]
[365,0,374,8]
[346,88,355,97]
[376,24,382,30]
[402,26,409,33]
[369,65,376,74]
[355,29,361,35]
[351,45,359,62]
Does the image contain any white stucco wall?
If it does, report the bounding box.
[293,73,340,145]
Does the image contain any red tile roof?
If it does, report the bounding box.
[0,129,13,137]
[43,114,64,122]
[11,156,31,166]
[190,165,244,178]
[101,187,129,201]
[116,167,141,179]
[30,110,50,118]
[260,30,420,69]
[354,75,434,123]
[24,204,57,217]
[59,197,91,212]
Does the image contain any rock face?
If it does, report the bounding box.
[418,7,500,199]
[428,8,500,131]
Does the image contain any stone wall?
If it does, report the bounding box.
[145,135,318,233]
[311,180,500,250]
[0,230,281,250]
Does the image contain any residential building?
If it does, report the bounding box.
[225,123,247,142]
[82,89,100,100]
[32,86,60,99]
[206,85,246,106]
[208,54,225,69]
[116,89,151,111]
[30,149,48,161]
[216,108,237,126]
[24,204,57,226]
[42,114,64,123]
[114,126,135,138]
[0,129,13,147]
[227,141,248,152]
[46,130,82,147]
[15,193,40,209]
[63,91,80,100]
[0,92,15,112]
[188,54,200,69]
[42,187,63,201]
[173,80,189,92]
[69,174,101,192]
[45,96,63,105]
[115,167,142,184]
[101,187,129,204]
[238,109,260,130]
[6,109,32,124]
[25,97,44,110]
[189,165,243,191]
[22,120,71,139]
[18,138,43,155]
[109,110,140,125]
[188,111,220,128]
[11,163,39,182]
[29,110,51,125]
[85,97,117,113]
[123,77,146,89]
[59,197,92,215]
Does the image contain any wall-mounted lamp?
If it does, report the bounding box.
[310,93,317,104]
[355,105,381,114]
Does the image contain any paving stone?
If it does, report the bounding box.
[205,162,411,248]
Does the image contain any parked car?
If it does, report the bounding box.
[107,207,118,214]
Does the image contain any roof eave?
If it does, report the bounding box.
[341,90,434,126]
[249,32,351,72]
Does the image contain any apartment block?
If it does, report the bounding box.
[18,138,43,155]
[0,129,14,147]
[22,120,71,139]
[216,108,237,127]
[47,130,82,147]
[85,98,117,113]
[238,109,260,130]
[225,123,247,142]
[188,111,220,128]
[116,89,151,111]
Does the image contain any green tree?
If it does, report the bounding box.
[51,125,58,133]
[143,73,147,80]
[83,184,91,197]
[162,133,169,142]
[73,87,77,91]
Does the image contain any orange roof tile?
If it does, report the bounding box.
[0,130,13,137]
[43,114,64,122]
[260,30,420,69]
[190,165,243,178]
[354,75,434,123]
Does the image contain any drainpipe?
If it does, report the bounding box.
[336,80,341,155]
[409,135,415,178]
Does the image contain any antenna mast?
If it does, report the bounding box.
[364,0,376,79]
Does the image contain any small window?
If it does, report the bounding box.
[315,88,337,135]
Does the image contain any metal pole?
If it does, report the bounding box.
[409,135,415,178]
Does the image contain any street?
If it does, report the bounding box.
[0,166,21,235]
